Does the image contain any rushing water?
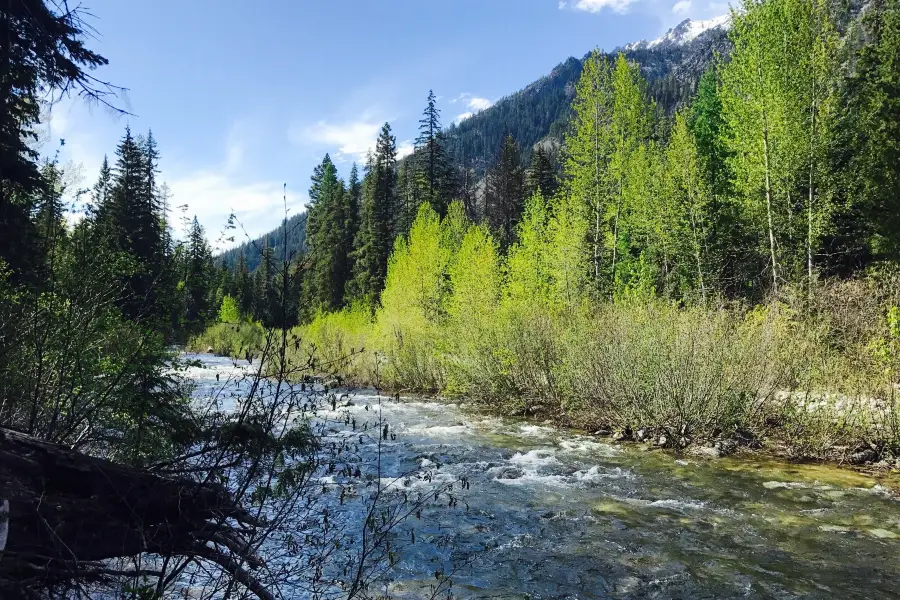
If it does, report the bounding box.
[185,353,900,600]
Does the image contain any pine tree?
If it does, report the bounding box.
[235,252,252,318]
[302,155,351,314]
[828,0,900,267]
[395,159,418,237]
[0,0,108,282]
[182,216,213,332]
[415,90,451,216]
[105,126,165,322]
[348,124,397,302]
[525,145,558,199]
[485,134,526,252]
[91,155,113,213]
[254,238,276,325]
[35,160,66,250]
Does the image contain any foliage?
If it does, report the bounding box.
[217,293,241,323]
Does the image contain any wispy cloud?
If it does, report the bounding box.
[564,0,638,13]
[397,140,414,160]
[451,93,494,124]
[672,0,692,13]
[292,118,384,163]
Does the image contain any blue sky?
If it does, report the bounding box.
[47,0,727,247]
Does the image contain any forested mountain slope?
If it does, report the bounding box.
[443,19,731,175]
[219,212,307,271]
[226,17,731,266]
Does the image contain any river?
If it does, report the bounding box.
[185,353,900,599]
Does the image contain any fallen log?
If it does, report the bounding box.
[0,426,273,599]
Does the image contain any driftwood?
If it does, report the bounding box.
[0,426,273,599]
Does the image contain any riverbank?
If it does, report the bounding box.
[189,295,900,475]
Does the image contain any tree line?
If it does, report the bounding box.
[222,0,899,328]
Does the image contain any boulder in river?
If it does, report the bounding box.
[494,466,525,480]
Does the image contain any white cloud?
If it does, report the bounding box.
[450,94,494,124]
[291,118,385,163]
[167,172,306,250]
[467,96,493,111]
[558,0,568,7]
[397,140,414,160]
[672,0,692,13]
[569,0,637,13]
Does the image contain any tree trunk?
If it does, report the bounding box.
[0,427,271,599]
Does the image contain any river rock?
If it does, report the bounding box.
[657,435,668,447]
[205,346,214,354]
[494,466,525,480]
[714,439,738,457]
[613,430,630,442]
[593,429,613,437]
[850,448,877,464]
[636,429,649,442]
[693,446,723,459]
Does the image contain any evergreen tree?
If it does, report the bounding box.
[0,0,108,282]
[254,238,276,325]
[348,124,397,302]
[103,126,169,322]
[303,155,350,314]
[395,159,419,237]
[35,160,66,250]
[415,90,451,216]
[526,145,558,200]
[235,252,252,317]
[92,155,113,212]
[182,217,213,332]
[827,0,900,268]
[485,134,526,252]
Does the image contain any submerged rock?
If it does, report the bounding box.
[494,466,525,480]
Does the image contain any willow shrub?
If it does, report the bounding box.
[292,304,375,383]
[188,321,264,357]
[285,195,900,458]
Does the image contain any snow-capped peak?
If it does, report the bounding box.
[622,15,731,52]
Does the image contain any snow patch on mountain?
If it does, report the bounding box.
[622,15,731,52]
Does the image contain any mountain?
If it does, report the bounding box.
[622,15,731,52]
[218,212,307,271]
[220,17,731,268]
[444,17,731,176]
